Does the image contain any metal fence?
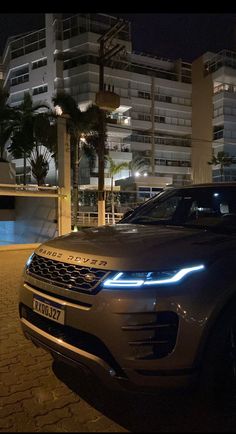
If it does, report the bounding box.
[77,211,124,226]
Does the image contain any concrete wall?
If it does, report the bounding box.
[0,162,16,183]
[0,221,15,245]
[0,196,58,244]
[14,196,58,243]
[0,162,16,222]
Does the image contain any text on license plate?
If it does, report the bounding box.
[33,295,65,325]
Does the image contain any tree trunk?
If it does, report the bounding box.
[23,152,27,185]
[98,110,106,225]
[0,145,3,160]
[38,177,45,186]
[220,166,224,182]
[73,135,80,230]
[111,175,115,224]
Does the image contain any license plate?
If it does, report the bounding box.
[33,295,65,325]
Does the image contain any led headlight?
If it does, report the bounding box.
[103,265,205,288]
[25,253,34,268]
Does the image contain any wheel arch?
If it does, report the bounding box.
[195,288,236,369]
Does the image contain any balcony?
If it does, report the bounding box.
[204,50,236,76]
[154,161,191,175]
[213,83,236,96]
[62,13,130,42]
[106,141,131,152]
[107,114,131,126]
[213,129,224,140]
[125,134,191,148]
[155,158,191,168]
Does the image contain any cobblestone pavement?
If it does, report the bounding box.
[1,248,236,432]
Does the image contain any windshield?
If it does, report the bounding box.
[121,186,236,233]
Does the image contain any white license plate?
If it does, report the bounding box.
[33,295,65,325]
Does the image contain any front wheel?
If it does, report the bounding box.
[198,303,236,402]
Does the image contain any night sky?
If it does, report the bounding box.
[0,13,235,62]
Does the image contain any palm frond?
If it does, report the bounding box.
[106,155,129,176]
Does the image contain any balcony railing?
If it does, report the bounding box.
[106,142,131,152]
[154,159,191,167]
[10,29,46,60]
[213,83,236,95]
[204,50,236,76]
[77,211,123,226]
[127,135,191,147]
[62,13,130,42]
[107,115,131,126]
[213,130,224,140]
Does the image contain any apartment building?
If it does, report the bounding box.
[192,50,236,183]
[2,13,235,191]
[0,13,193,193]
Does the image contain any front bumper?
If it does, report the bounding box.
[19,276,203,390]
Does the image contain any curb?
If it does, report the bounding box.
[0,243,40,252]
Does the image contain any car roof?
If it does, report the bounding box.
[173,182,236,189]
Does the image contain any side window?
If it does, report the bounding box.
[147,196,182,220]
[220,203,229,214]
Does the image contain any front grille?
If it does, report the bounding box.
[27,254,110,294]
[20,303,126,378]
[123,311,179,359]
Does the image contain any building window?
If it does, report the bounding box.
[32,85,48,95]
[213,126,224,140]
[155,94,172,103]
[155,115,166,123]
[138,91,151,99]
[11,30,46,60]
[154,158,191,167]
[32,58,47,69]
[138,113,151,122]
[11,74,29,87]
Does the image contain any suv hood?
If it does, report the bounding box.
[35,224,232,271]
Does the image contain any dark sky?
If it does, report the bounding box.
[0,13,235,62]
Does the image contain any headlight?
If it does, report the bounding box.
[103,265,205,288]
[25,253,34,268]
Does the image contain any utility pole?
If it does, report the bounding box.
[96,19,127,226]
[151,75,155,176]
[57,114,71,235]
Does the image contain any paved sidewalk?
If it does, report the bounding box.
[1,246,236,432]
[0,246,126,432]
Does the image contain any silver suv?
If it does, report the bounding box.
[19,183,236,394]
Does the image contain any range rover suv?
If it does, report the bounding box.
[19,183,236,394]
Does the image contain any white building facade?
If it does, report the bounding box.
[1,13,235,189]
[209,50,236,181]
[191,50,236,183]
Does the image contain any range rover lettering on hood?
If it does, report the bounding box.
[38,248,108,266]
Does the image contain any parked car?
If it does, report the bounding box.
[19,183,236,396]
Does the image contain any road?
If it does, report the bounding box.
[1,247,236,432]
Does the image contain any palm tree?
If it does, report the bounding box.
[29,113,57,185]
[128,154,147,177]
[30,152,50,185]
[52,92,104,229]
[0,87,18,161]
[8,92,50,184]
[106,155,129,224]
[208,151,235,181]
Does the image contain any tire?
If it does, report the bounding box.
[198,302,236,402]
